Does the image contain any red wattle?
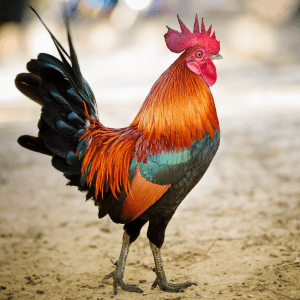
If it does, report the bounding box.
[200,60,217,87]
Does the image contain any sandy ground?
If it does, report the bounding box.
[0,46,300,300]
[1,99,300,300]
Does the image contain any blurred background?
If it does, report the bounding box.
[1,3,300,298]
[0,0,300,124]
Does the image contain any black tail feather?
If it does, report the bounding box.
[16,7,100,201]
[30,6,98,118]
[29,6,70,59]
[15,73,44,105]
[67,112,86,127]
[44,130,75,158]
[52,156,81,175]
[65,16,83,87]
[26,59,40,76]
[17,135,52,156]
[56,120,78,136]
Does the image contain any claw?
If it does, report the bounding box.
[110,259,118,265]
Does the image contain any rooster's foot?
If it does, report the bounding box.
[105,259,144,295]
[104,231,143,295]
[150,241,197,292]
[151,268,196,292]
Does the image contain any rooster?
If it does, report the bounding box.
[16,8,222,295]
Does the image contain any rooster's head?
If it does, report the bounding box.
[165,15,222,87]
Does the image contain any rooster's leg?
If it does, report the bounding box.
[105,230,144,295]
[150,242,196,292]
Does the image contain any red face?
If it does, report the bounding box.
[186,47,222,87]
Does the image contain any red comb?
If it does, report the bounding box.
[164,15,220,54]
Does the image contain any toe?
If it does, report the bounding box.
[151,277,158,289]
[168,281,197,288]
[104,271,114,279]
[118,279,144,293]
[163,283,184,292]
[159,281,196,292]
[113,278,118,295]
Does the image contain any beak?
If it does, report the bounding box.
[210,53,223,60]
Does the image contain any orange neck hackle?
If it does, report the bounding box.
[131,49,219,151]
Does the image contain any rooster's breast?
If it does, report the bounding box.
[139,129,220,218]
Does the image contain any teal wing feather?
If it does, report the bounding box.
[132,129,220,186]
[137,148,192,185]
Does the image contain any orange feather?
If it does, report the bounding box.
[120,166,171,223]
[79,48,219,200]
[80,106,141,199]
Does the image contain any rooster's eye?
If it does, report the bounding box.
[196,51,202,58]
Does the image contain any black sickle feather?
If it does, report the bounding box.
[30,7,81,94]
[65,16,83,87]
[29,6,70,59]
[30,6,98,119]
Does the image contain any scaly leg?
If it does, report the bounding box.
[105,230,143,295]
[150,241,196,292]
